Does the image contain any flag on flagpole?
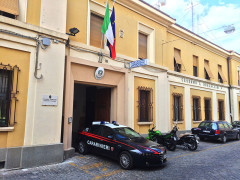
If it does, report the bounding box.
[107,5,116,60]
[101,0,114,46]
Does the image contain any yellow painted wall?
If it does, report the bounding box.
[0,47,30,148]
[26,0,41,26]
[170,85,185,130]
[230,59,240,86]
[217,93,225,121]
[66,0,88,44]
[134,77,155,134]
[166,33,228,84]
[190,89,212,128]
[66,0,167,63]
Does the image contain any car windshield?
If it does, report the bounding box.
[114,127,142,140]
[199,122,217,130]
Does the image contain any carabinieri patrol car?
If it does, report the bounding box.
[78,121,167,169]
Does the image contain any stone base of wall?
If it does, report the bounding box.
[63,147,75,160]
[0,143,63,170]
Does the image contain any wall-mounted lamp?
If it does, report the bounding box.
[66,27,79,36]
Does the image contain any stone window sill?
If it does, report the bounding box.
[173,121,184,124]
[0,127,14,132]
[138,122,153,125]
[193,121,202,124]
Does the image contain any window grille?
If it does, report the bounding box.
[0,63,20,127]
[204,98,212,121]
[193,97,201,121]
[173,94,183,121]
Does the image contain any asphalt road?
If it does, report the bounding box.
[1,140,240,180]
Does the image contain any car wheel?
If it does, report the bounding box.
[236,133,240,140]
[166,139,176,151]
[221,135,227,143]
[188,140,198,151]
[119,151,133,170]
[152,136,158,143]
[78,141,88,154]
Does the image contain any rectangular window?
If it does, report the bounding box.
[218,65,227,83]
[173,94,183,121]
[138,87,153,122]
[0,69,12,127]
[193,97,201,121]
[193,55,198,77]
[218,100,225,120]
[204,98,212,120]
[174,48,183,72]
[90,13,104,48]
[0,64,19,127]
[138,32,148,59]
[204,60,214,80]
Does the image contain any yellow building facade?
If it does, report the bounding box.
[1,0,240,169]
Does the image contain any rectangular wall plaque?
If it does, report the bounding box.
[42,95,58,106]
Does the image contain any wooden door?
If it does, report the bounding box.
[94,88,111,122]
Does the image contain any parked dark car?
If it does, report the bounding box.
[192,121,240,143]
[232,121,240,129]
[78,121,167,169]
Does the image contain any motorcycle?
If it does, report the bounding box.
[146,126,176,151]
[171,125,199,151]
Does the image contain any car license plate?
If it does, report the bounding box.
[203,130,210,133]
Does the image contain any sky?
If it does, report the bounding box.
[144,0,240,53]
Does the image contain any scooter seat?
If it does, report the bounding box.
[179,133,192,138]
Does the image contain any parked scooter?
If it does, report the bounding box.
[146,126,176,151]
[171,125,199,151]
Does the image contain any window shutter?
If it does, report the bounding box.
[204,60,214,79]
[139,32,147,59]
[174,48,183,65]
[0,0,19,15]
[90,14,103,48]
[218,65,227,82]
[193,55,198,66]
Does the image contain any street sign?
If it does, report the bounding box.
[129,59,149,69]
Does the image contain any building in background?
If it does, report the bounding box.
[1,0,240,169]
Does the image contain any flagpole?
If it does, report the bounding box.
[113,0,116,6]
[99,33,104,63]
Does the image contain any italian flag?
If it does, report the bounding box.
[101,0,114,46]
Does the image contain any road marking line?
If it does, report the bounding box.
[69,162,78,167]
[78,156,87,159]
[81,162,104,170]
[92,169,123,180]
[169,141,240,160]
[101,167,108,172]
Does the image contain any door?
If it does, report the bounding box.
[95,88,111,122]
[100,126,116,157]
[222,122,232,139]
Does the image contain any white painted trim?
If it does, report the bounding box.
[185,86,191,130]
[138,22,155,64]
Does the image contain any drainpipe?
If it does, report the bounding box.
[227,56,233,123]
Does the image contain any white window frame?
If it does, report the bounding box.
[138,22,155,64]
[87,0,112,50]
